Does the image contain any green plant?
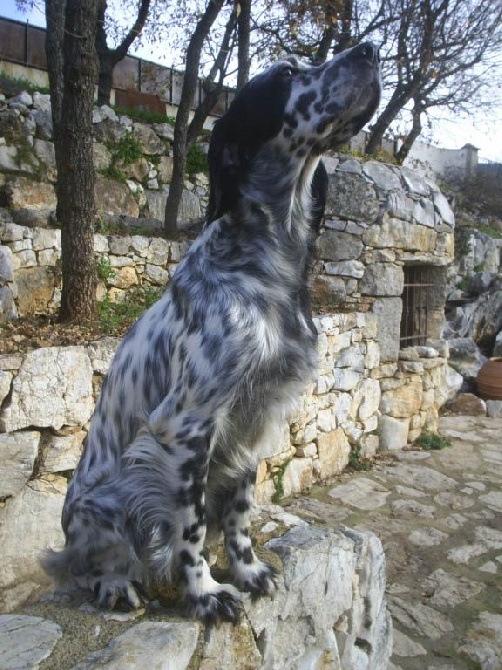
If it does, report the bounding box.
[414,431,450,451]
[97,285,163,334]
[113,106,176,126]
[348,445,372,471]
[186,143,209,175]
[474,262,486,273]
[110,133,143,166]
[96,254,116,283]
[456,277,469,292]
[0,72,50,96]
[271,459,292,503]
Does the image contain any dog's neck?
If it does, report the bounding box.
[241,146,321,242]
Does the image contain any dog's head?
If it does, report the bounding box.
[208,43,381,221]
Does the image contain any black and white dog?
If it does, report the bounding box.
[43,43,380,624]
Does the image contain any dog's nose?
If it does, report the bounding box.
[352,42,380,64]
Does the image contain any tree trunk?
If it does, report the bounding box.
[236,0,251,91]
[95,0,151,106]
[395,101,422,164]
[164,0,225,237]
[47,0,99,323]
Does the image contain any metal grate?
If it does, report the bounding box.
[400,266,435,347]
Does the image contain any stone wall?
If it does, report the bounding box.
[0,87,457,613]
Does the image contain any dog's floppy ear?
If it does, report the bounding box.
[207,115,243,223]
[311,160,328,235]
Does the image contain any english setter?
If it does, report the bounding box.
[43,42,380,624]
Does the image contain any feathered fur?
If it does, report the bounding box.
[42,42,380,624]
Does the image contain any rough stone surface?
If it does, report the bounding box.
[72,621,199,669]
[0,476,66,611]
[0,615,62,669]
[1,347,94,431]
[0,430,40,497]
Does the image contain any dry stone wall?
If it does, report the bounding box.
[0,88,456,614]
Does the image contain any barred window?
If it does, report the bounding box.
[400,266,435,347]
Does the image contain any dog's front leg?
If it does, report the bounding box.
[223,468,278,599]
[173,435,243,624]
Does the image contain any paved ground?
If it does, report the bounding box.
[285,415,502,669]
[2,415,501,669]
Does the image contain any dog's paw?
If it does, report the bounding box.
[93,577,146,610]
[185,584,243,625]
[232,560,278,600]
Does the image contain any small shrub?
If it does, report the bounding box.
[271,459,291,503]
[186,144,209,175]
[0,72,50,96]
[414,431,450,451]
[348,445,372,471]
[113,106,175,126]
[110,133,143,166]
[96,254,115,283]
[97,285,163,334]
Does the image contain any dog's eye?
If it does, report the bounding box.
[279,65,295,78]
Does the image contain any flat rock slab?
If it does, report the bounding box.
[383,463,457,491]
[388,597,454,640]
[0,615,62,669]
[328,477,391,510]
[421,569,485,608]
[458,612,502,670]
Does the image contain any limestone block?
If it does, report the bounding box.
[15,266,55,315]
[0,615,62,670]
[146,237,171,265]
[371,297,402,363]
[317,230,364,261]
[132,122,165,155]
[157,155,174,183]
[259,421,291,459]
[122,157,150,182]
[0,475,66,612]
[433,190,455,226]
[333,367,361,391]
[358,377,381,421]
[0,430,40,498]
[87,337,120,374]
[363,161,402,191]
[72,622,199,670]
[412,198,435,227]
[94,175,139,218]
[282,457,313,497]
[33,139,56,182]
[250,525,392,670]
[0,369,12,405]
[360,263,404,297]
[381,381,423,418]
[40,430,86,473]
[363,218,437,252]
[379,415,409,451]
[326,171,380,222]
[1,347,94,431]
[317,428,351,478]
[92,141,111,171]
[0,245,14,282]
[386,190,416,222]
[109,265,138,289]
[144,264,169,286]
[325,259,365,278]
[32,227,60,252]
[446,393,486,417]
[6,176,56,211]
[336,346,365,371]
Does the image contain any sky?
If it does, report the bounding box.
[2,1,501,163]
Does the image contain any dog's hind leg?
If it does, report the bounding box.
[124,421,243,624]
[42,483,144,609]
